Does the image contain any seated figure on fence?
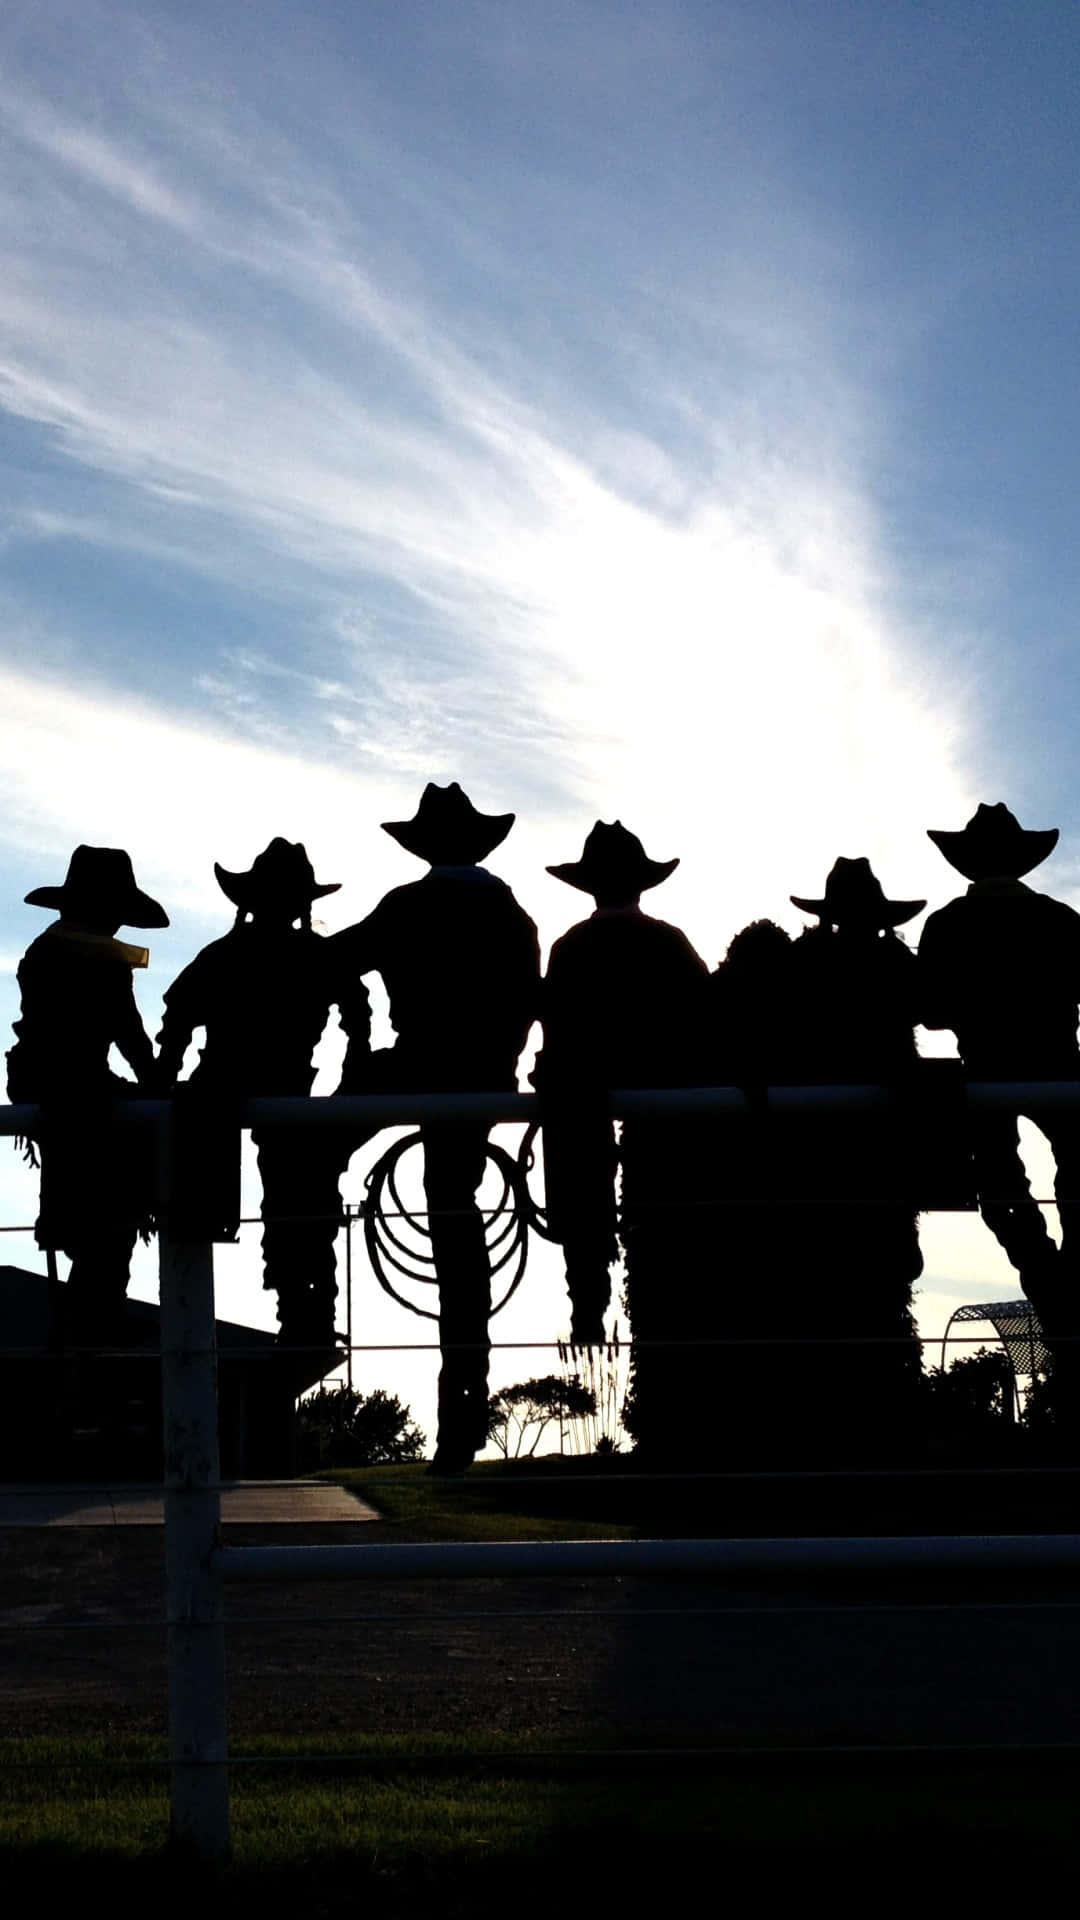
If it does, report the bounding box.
[333,783,540,1475]
[156,839,370,1357]
[787,856,927,1461]
[536,821,710,1454]
[920,803,1080,1398]
[7,846,168,1345]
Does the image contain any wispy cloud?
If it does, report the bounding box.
[0,3,991,967]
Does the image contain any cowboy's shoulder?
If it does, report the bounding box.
[790,922,833,969]
[422,868,538,944]
[1034,888,1080,928]
[17,929,58,971]
[18,927,120,982]
[633,911,707,971]
[163,930,243,996]
[918,895,974,938]
[926,886,1080,927]
[423,865,530,910]
[331,890,402,949]
[480,872,538,938]
[547,916,599,961]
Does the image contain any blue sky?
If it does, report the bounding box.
[0,0,1076,1425]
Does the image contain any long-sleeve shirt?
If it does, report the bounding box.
[788,924,921,1084]
[157,923,371,1094]
[333,866,540,1088]
[919,879,1080,1076]
[538,907,710,1091]
[8,925,154,1099]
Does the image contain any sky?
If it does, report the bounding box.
[0,0,1078,1444]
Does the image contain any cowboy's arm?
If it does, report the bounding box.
[917,910,958,1033]
[114,972,156,1085]
[330,911,383,1090]
[154,957,205,1087]
[329,906,382,981]
[508,904,542,1055]
[535,934,598,1085]
[333,950,373,1061]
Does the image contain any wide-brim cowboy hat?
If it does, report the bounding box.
[927,802,1059,881]
[25,845,169,929]
[382,783,515,864]
[791,856,925,929]
[548,821,679,898]
[215,838,340,910]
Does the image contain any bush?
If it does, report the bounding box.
[296,1384,426,1469]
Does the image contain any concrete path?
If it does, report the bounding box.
[0,1480,379,1525]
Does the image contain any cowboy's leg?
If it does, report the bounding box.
[63,1225,139,1347]
[255,1128,341,1347]
[1013,1109,1080,1433]
[619,1119,697,1461]
[292,1134,346,1334]
[1036,1110,1080,1284]
[423,1121,491,1462]
[970,1109,1059,1292]
[56,1099,144,1347]
[543,1105,618,1345]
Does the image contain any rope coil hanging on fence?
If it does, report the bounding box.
[362,1128,556,1320]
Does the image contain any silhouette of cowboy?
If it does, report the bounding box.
[790,857,925,1085]
[787,856,927,1460]
[920,804,1080,1364]
[538,822,709,1447]
[334,784,539,1474]
[157,839,370,1354]
[7,846,168,1344]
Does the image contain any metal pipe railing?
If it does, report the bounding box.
[10,1080,1080,1864]
[0,1079,1079,1138]
[213,1534,1080,1584]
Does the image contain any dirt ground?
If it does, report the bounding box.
[5,1513,1080,1753]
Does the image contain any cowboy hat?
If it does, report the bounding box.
[547,821,679,899]
[791,856,925,928]
[214,838,340,911]
[382,783,515,864]
[927,802,1058,881]
[25,845,169,929]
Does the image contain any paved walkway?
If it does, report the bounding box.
[0,1481,379,1526]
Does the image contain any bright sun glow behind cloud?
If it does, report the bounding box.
[0,41,977,967]
[0,71,976,950]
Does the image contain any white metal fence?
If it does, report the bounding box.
[4,1084,1080,1862]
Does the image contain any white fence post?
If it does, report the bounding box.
[158,1105,230,1861]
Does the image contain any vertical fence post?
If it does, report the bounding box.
[158,1103,230,1861]
[346,1204,354,1392]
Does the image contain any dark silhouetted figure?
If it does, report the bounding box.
[920,804,1080,1394]
[537,822,709,1453]
[156,840,370,1355]
[7,847,168,1344]
[334,784,539,1475]
[787,857,926,1461]
[707,918,797,1462]
[713,919,796,1091]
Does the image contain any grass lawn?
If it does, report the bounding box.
[3,1735,1079,1906]
[7,1463,1078,1896]
[325,1457,639,1540]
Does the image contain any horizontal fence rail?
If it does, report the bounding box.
[3,1079,1080,1136]
[213,1534,1080,1584]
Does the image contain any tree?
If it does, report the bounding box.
[923,1346,1015,1454]
[486,1374,597,1458]
[296,1384,426,1469]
